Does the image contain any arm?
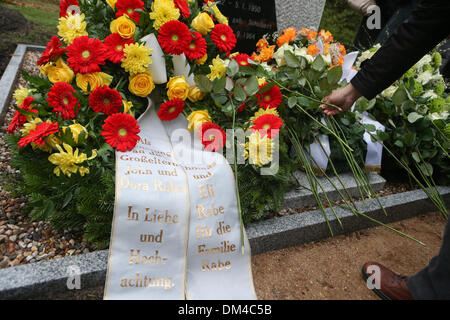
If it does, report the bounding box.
[322,0,450,115]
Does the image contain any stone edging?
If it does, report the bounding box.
[0,187,448,299]
[0,44,45,123]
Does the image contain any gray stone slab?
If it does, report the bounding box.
[0,44,45,124]
[1,187,448,299]
[283,171,386,209]
[0,250,108,300]
[249,186,450,254]
[276,0,326,31]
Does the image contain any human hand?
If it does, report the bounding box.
[320,83,362,116]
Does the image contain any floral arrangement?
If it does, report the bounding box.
[7,0,441,247]
[354,46,449,217]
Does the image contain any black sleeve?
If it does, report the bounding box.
[350,0,450,100]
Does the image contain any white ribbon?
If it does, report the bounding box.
[141,33,168,84]
[104,99,256,300]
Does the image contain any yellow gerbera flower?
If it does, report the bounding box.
[149,0,180,30]
[48,143,97,177]
[121,43,153,75]
[57,13,88,45]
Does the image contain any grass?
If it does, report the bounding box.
[319,0,362,49]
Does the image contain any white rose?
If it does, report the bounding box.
[322,53,332,66]
[274,43,294,67]
[428,111,448,120]
[294,47,314,64]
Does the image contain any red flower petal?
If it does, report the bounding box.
[67,36,107,74]
[47,82,79,119]
[158,20,191,55]
[101,113,140,152]
[89,86,123,115]
[211,24,236,52]
[199,122,226,152]
[157,98,185,121]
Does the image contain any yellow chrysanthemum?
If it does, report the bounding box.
[13,86,35,106]
[195,53,208,65]
[48,143,97,177]
[249,108,280,123]
[149,0,180,30]
[57,13,88,45]
[62,123,88,144]
[207,55,226,81]
[123,100,134,115]
[207,2,228,25]
[121,43,153,75]
[245,131,273,167]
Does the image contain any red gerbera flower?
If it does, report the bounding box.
[252,114,284,138]
[184,31,207,60]
[38,36,67,66]
[47,82,79,120]
[199,122,226,152]
[157,98,184,121]
[103,33,134,63]
[67,36,106,74]
[233,53,253,67]
[174,0,190,18]
[257,84,283,109]
[158,20,191,55]
[59,0,79,18]
[211,24,237,52]
[115,0,144,23]
[101,113,141,152]
[18,122,59,148]
[7,97,38,133]
[89,86,123,115]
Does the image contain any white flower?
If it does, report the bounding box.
[294,47,314,64]
[356,44,380,70]
[422,90,438,100]
[428,111,448,120]
[274,43,294,67]
[322,53,332,66]
[381,85,398,98]
[414,54,432,72]
[260,62,273,73]
[416,70,433,85]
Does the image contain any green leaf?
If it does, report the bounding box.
[243,76,259,96]
[297,96,313,107]
[287,96,297,108]
[327,66,343,85]
[213,76,226,93]
[392,87,408,106]
[394,140,404,148]
[62,193,73,209]
[419,163,433,176]
[311,55,325,72]
[284,50,300,68]
[407,112,423,123]
[233,86,247,102]
[363,124,376,132]
[411,152,421,163]
[194,74,212,93]
[227,60,239,77]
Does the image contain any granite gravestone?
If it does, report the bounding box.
[215,0,278,54]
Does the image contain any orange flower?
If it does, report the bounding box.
[319,29,333,43]
[307,44,320,57]
[253,45,275,63]
[276,27,297,47]
[256,38,269,49]
[338,43,347,56]
[332,55,344,66]
[323,43,330,55]
[300,28,317,42]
